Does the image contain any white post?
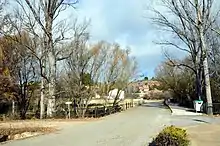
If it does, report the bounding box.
[65,102,72,119]
[68,104,70,119]
[12,100,15,116]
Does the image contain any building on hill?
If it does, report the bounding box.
[128,80,161,94]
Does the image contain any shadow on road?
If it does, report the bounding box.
[192,119,209,124]
[186,109,196,112]
[140,102,168,110]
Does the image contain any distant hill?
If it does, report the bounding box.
[129,80,161,92]
[128,80,170,100]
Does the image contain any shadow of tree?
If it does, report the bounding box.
[193,119,209,124]
[141,103,168,110]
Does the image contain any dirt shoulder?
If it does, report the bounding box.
[0,118,97,129]
[186,123,220,146]
[0,119,96,143]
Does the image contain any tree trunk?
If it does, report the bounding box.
[47,81,56,117]
[196,71,202,100]
[19,100,27,120]
[203,56,213,115]
[196,0,213,115]
[40,77,44,119]
[45,13,56,118]
[20,110,26,120]
[200,27,213,115]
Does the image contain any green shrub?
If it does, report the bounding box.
[149,126,190,146]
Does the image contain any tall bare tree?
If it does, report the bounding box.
[102,43,137,94]
[0,32,39,119]
[15,34,39,119]
[155,59,196,106]
[61,33,106,118]
[0,35,18,103]
[152,0,215,114]
[10,0,79,117]
[98,42,137,106]
[195,0,213,114]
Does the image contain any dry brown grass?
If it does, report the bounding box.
[0,118,95,128]
[0,126,56,143]
[0,127,55,136]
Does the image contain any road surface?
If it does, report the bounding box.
[3,101,220,146]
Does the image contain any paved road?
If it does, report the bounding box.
[3,101,171,146]
[3,101,220,146]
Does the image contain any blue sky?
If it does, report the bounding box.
[63,0,185,78]
[9,0,220,79]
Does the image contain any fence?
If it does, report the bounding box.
[0,98,144,120]
[59,102,220,117]
[55,100,143,119]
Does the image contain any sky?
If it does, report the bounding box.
[10,0,186,78]
[10,0,220,79]
[7,0,220,80]
[72,0,162,78]
[60,0,187,78]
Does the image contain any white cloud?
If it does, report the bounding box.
[64,0,187,77]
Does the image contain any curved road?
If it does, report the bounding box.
[3,101,205,146]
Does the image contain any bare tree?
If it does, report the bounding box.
[0,31,39,119]
[23,0,78,117]
[8,0,79,117]
[0,0,9,34]
[0,1,18,108]
[99,42,137,106]
[1,15,49,119]
[155,59,195,106]
[15,36,39,119]
[60,31,107,118]
[152,0,215,114]
[0,36,18,103]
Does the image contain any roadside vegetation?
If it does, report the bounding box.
[149,126,190,146]
[151,0,220,115]
[0,0,138,120]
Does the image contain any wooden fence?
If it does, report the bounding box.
[0,98,144,120]
[55,99,143,119]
